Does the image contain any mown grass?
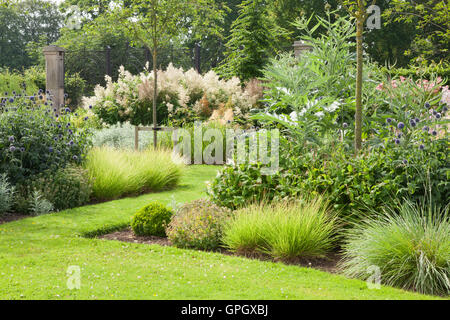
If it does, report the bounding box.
[0,166,441,300]
[84,147,184,200]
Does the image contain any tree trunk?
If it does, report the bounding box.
[153,48,158,148]
[355,15,364,152]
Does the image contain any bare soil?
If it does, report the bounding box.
[99,227,342,274]
[0,213,29,225]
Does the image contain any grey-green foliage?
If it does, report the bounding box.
[0,174,15,215]
[92,123,155,150]
[256,12,357,151]
[29,191,54,216]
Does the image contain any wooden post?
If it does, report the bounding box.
[43,46,66,112]
[135,126,139,151]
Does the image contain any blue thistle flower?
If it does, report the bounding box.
[9,146,16,152]
[397,122,405,130]
[431,130,438,136]
[8,98,14,103]
[415,118,420,123]
[49,147,54,153]
[343,122,348,128]
[432,110,437,116]
[402,159,408,165]
[425,102,431,109]
[72,155,78,160]
[422,126,429,132]
[84,116,89,121]
[419,144,425,150]
[20,147,25,152]
[436,113,441,119]
[386,118,392,124]
[395,139,401,145]
[8,136,14,142]
[443,106,448,112]
[409,119,416,127]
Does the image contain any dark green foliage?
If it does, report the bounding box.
[28,166,92,211]
[216,0,286,82]
[0,0,63,70]
[131,202,174,237]
[166,199,232,250]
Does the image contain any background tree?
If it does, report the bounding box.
[0,0,63,70]
[384,0,449,65]
[216,0,288,82]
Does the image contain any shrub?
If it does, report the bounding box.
[0,95,92,184]
[166,199,232,250]
[207,162,301,210]
[131,202,174,237]
[340,201,450,296]
[27,166,92,211]
[0,173,14,215]
[85,147,183,200]
[222,199,337,261]
[82,64,260,127]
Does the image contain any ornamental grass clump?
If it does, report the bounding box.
[340,201,450,296]
[85,147,183,200]
[166,199,232,250]
[222,198,338,261]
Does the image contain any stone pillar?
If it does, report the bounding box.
[43,46,66,112]
[293,40,313,58]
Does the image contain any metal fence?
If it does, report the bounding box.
[65,43,224,96]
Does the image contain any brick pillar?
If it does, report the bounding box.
[293,40,313,58]
[43,46,66,112]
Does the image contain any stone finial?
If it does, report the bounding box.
[293,40,313,58]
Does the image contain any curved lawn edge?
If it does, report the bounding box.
[0,166,443,300]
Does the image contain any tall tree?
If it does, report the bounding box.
[217,0,287,82]
[0,0,63,70]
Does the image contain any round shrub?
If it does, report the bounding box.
[131,202,174,237]
[166,199,232,250]
[340,201,450,296]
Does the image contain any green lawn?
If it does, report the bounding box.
[0,166,440,300]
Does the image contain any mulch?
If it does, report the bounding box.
[0,213,29,225]
[99,227,342,274]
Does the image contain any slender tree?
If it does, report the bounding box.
[108,0,223,146]
[342,0,374,151]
